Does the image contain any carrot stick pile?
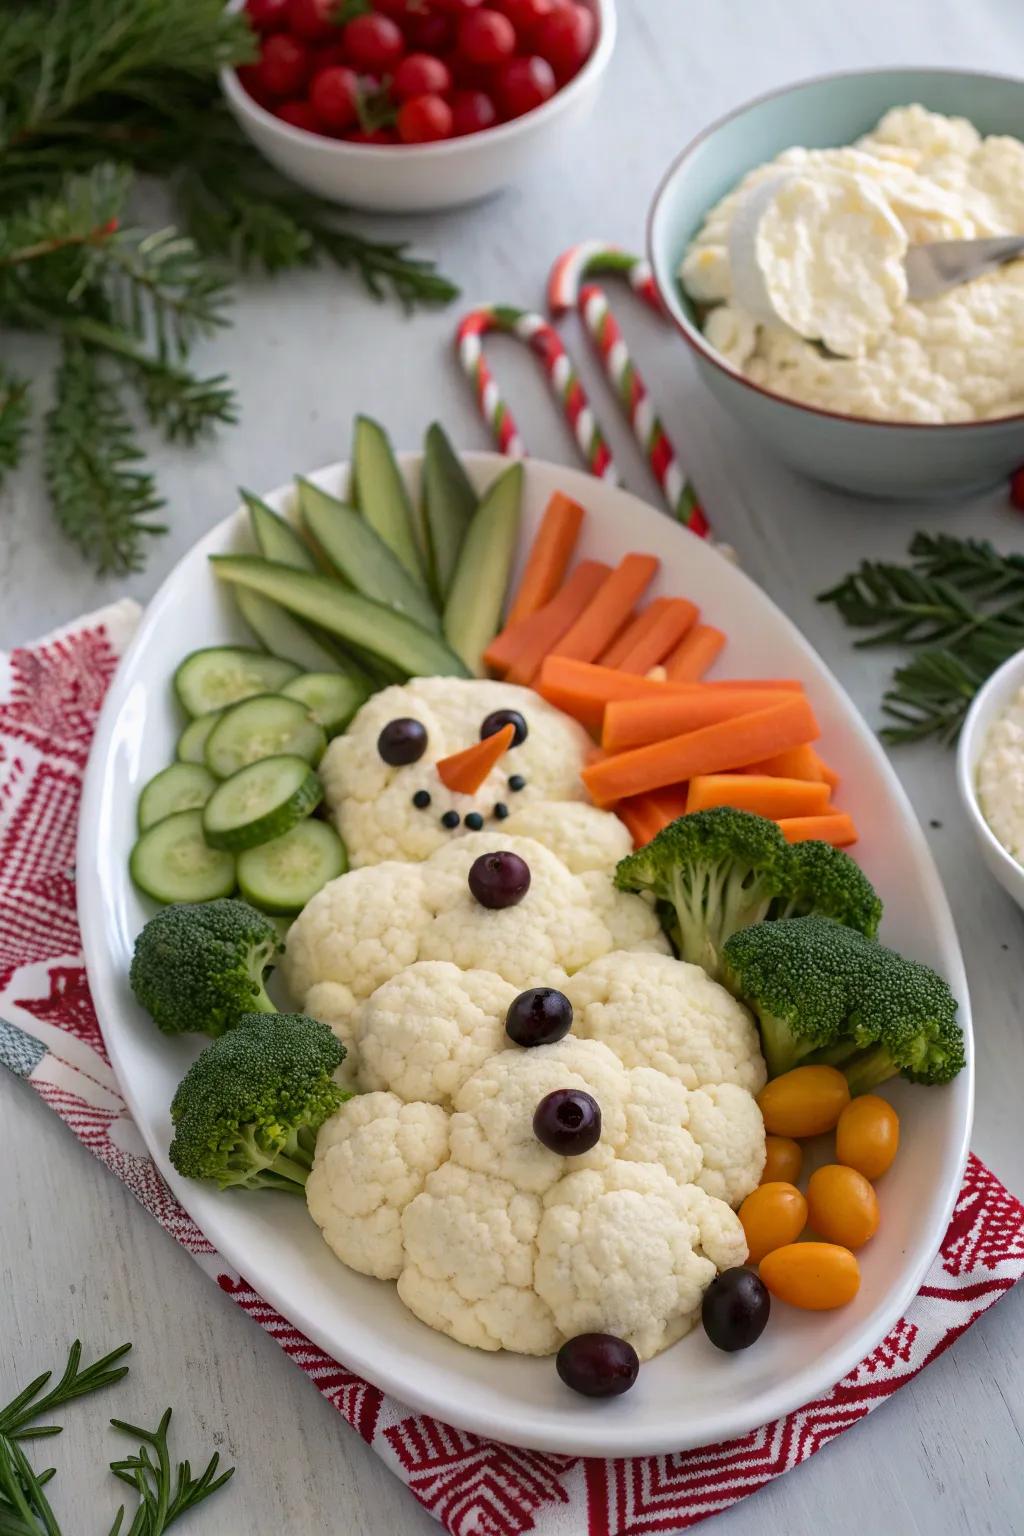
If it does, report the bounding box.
[485,491,857,848]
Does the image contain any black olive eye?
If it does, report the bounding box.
[481,709,528,747]
[377,718,427,766]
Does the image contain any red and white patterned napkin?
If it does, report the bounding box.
[3,603,1024,1536]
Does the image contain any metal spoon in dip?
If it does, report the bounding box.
[904,235,1024,301]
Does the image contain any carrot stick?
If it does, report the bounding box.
[599,600,671,669]
[816,755,841,791]
[484,560,610,677]
[582,695,820,806]
[778,813,857,847]
[686,773,831,818]
[603,688,803,751]
[618,599,699,675]
[436,722,515,794]
[648,784,690,823]
[505,491,585,626]
[744,743,826,782]
[617,796,664,848]
[537,658,804,730]
[551,553,660,664]
[664,624,726,682]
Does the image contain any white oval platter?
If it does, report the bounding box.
[78,452,973,1457]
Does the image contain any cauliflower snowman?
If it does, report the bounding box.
[305,950,766,1359]
[317,676,632,872]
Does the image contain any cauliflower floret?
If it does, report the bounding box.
[566,950,767,1095]
[319,677,592,868]
[578,871,671,954]
[535,1161,743,1359]
[286,835,657,1030]
[450,1037,629,1194]
[503,800,632,874]
[355,962,515,1106]
[399,1163,559,1354]
[622,1067,704,1187]
[307,1093,449,1279]
[685,1082,766,1207]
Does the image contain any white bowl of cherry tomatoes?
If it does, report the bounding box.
[222,0,615,212]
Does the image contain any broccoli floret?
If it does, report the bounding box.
[614,807,790,978]
[771,839,883,938]
[130,899,282,1036]
[721,916,965,1090]
[169,1013,347,1193]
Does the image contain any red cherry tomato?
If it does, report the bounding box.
[457,7,516,63]
[346,126,399,143]
[245,0,291,33]
[430,0,483,11]
[392,52,453,101]
[312,36,348,69]
[534,0,594,80]
[450,87,498,134]
[288,0,339,39]
[236,63,275,107]
[495,0,554,36]
[404,9,454,49]
[343,12,405,70]
[258,34,314,97]
[497,53,555,116]
[275,98,320,131]
[372,0,409,13]
[309,64,360,130]
[397,93,454,142]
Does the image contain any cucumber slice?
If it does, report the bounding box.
[298,478,441,633]
[422,422,478,603]
[204,693,326,779]
[242,489,317,570]
[210,557,471,679]
[237,819,347,914]
[352,416,425,587]
[130,810,235,904]
[443,462,523,675]
[202,755,322,851]
[174,647,300,718]
[137,762,217,831]
[233,585,342,674]
[176,711,223,765]
[282,672,369,736]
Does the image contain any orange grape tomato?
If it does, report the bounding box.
[738,1181,808,1265]
[836,1094,900,1180]
[756,1065,851,1138]
[759,1242,861,1310]
[761,1135,803,1185]
[806,1164,880,1250]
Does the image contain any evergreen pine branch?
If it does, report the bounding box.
[44,340,167,573]
[0,372,31,486]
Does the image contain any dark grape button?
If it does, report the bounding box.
[701,1267,770,1352]
[441,810,461,829]
[481,708,528,747]
[556,1334,639,1398]
[508,774,526,792]
[506,988,573,1047]
[468,850,530,909]
[377,718,427,766]
[533,1088,600,1154]
[464,811,484,830]
[493,801,509,820]
[412,789,431,809]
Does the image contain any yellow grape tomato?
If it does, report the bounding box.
[739,1181,808,1265]
[760,1242,861,1310]
[761,1135,803,1185]
[806,1164,880,1250]
[836,1095,900,1180]
[756,1065,851,1138]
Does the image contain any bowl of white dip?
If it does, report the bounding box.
[648,70,1024,498]
[958,646,1024,912]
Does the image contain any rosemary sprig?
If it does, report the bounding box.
[0,1342,132,1442]
[819,532,1024,744]
[107,1411,233,1536]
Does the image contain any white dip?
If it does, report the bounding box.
[977,683,1024,864]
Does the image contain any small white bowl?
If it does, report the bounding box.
[220,0,615,213]
[957,646,1024,912]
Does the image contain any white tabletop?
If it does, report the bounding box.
[4,1,1024,1530]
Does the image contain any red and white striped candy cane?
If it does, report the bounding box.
[549,242,709,537]
[455,304,617,482]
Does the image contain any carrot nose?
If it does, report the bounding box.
[436,723,516,795]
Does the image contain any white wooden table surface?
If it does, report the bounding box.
[4,1,1024,1530]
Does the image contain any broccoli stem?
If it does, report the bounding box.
[262,1154,314,1190]
[842,1045,899,1096]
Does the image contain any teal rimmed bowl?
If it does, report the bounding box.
[648,68,1024,499]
